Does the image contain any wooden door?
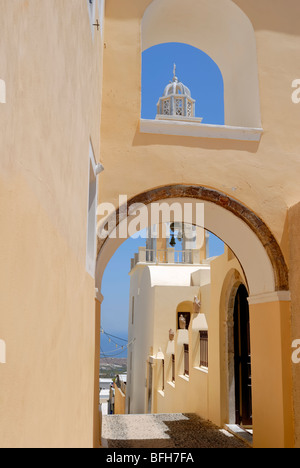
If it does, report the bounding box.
[234,285,252,426]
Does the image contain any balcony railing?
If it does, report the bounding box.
[130,247,201,270]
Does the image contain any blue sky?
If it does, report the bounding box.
[142,42,224,124]
[100,43,225,357]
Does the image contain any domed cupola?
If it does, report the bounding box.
[156,64,202,122]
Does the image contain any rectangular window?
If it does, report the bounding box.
[184,344,189,377]
[200,331,208,368]
[86,142,98,278]
[172,354,175,383]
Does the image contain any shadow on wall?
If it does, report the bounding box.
[233,0,300,35]
[132,124,261,153]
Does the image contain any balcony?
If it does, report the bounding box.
[130,247,202,271]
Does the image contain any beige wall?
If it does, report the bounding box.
[153,249,246,425]
[128,248,246,425]
[208,249,247,427]
[2,0,299,448]
[250,300,294,448]
[154,293,209,417]
[99,0,299,447]
[127,262,209,415]
[114,384,126,415]
[0,0,104,447]
[100,0,300,262]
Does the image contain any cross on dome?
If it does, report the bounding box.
[173,63,178,82]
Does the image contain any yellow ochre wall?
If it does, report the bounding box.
[99,0,299,448]
[100,0,299,263]
[0,0,104,448]
[1,0,299,449]
[250,300,294,448]
[114,384,126,415]
[154,249,246,426]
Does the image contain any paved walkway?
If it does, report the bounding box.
[102,413,250,449]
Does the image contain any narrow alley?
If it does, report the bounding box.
[102,413,251,449]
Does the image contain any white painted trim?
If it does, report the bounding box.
[156,115,203,124]
[179,374,190,383]
[98,0,105,39]
[87,0,96,38]
[248,291,291,305]
[140,119,263,142]
[86,141,98,279]
[194,366,208,374]
[0,340,6,364]
[0,79,6,104]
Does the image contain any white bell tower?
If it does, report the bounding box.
[156,65,203,123]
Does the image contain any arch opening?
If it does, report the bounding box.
[142,0,262,129]
[96,185,289,297]
[97,186,291,447]
[142,42,225,125]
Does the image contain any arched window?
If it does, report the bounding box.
[141,0,262,139]
[142,43,224,125]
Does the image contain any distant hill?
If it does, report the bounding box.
[100,357,127,379]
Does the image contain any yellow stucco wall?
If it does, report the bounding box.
[114,384,126,415]
[0,0,104,448]
[154,288,208,417]
[99,0,298,447]
[250,300,294,448]
[1,0,299,448]
[100,0,300,264]
[150,249,246,425]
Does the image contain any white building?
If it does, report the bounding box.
[126,224,249,425]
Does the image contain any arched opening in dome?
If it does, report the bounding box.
[141,42,224,125]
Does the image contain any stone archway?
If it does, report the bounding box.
[96,185,288,294]
[95,184,293,448]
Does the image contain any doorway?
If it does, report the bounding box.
[147,362,153,414]
[234,285,252,427]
